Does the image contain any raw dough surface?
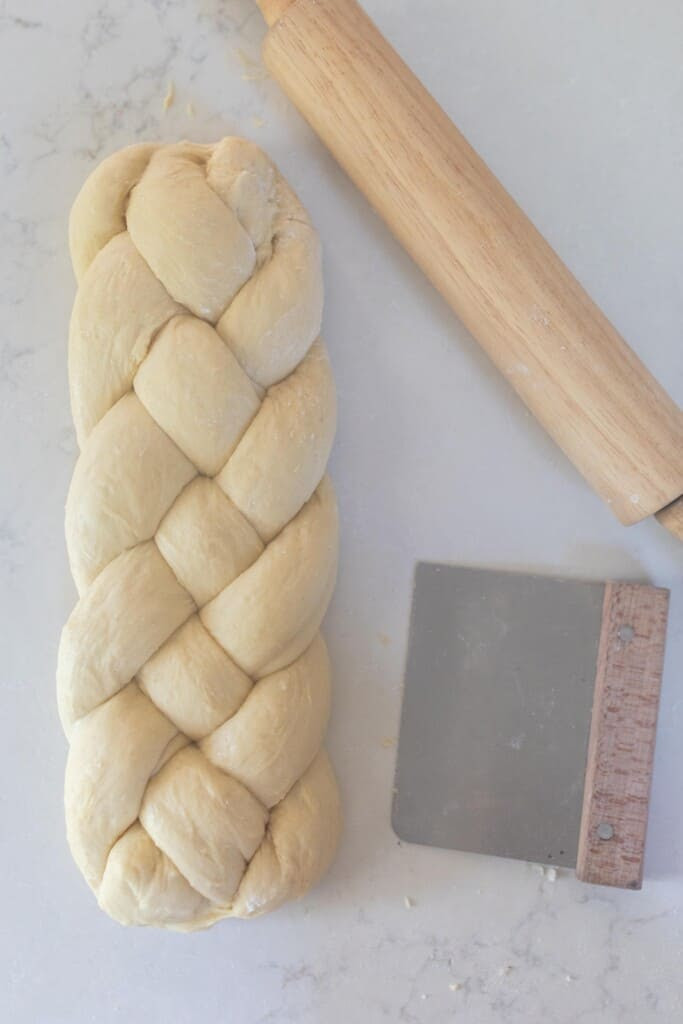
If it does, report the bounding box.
[59,139,341,930]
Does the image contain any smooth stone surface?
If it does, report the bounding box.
[1,2,682,1022]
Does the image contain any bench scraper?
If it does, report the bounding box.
[392,564,670,889]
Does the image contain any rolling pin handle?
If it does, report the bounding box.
[655,496,683,542]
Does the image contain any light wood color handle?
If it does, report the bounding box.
[576,583,669,889]
[656,495,683,542]
[257,0,683,526]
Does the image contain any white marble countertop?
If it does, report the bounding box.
[2,2,682,1021]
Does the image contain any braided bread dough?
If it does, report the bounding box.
[58,139,342,930]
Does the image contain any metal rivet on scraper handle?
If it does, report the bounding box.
[618,624,635,644]
[597,822,614,841]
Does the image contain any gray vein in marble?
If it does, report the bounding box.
[0,14,43,31]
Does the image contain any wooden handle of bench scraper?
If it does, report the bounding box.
[576,582,669,889]
[256,0,683,535]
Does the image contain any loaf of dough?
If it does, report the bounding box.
[58,139,341,929]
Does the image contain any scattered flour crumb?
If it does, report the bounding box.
[186,101,195,117]
[162,80,175,112]
[420,993,428,1001]
[377,632,390,646]
[381,736,396,749]
[449,981,463,992]
[531,863,558,881]
[565,973,576,983]
[498,963,514,977]
[252,115,266,128]
[531,305,551,327]
[403,896,414,909]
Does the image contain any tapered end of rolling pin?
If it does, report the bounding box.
[256,0,294,26]
[656,496,683,543]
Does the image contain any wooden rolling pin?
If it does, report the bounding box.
[256,0,683,540]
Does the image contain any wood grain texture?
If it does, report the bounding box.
[261,0,683,524]
[576,583,669,889]
[655,495,683,542]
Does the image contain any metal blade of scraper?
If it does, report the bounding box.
[392,564,669,889]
